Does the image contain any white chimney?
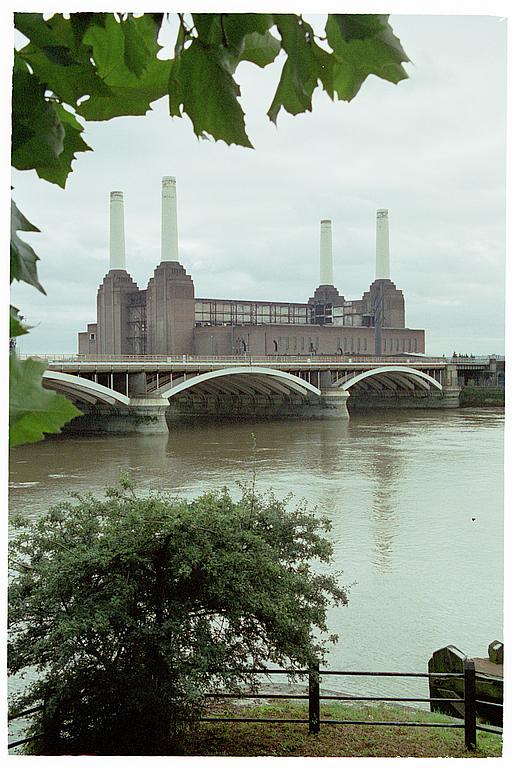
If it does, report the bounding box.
[320,219,333,285]
[109,191,126,270]
[161,176,179,262]
[376,208,390,279]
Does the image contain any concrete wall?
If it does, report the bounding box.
[193,323,425,356]
[347,390,449,411]
[146,261,195,355]
[62,400,169,434]
[78,323,98,354]
[96,271,140,354]
[167,392,347,420]
[361,279,405,329]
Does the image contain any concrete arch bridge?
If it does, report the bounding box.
[37,355,462,433]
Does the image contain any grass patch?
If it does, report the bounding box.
[459,387,504,407]
[177,701,502,758]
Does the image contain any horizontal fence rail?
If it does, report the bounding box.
[8,662,503,752]
[18,353,459,366]
[198,661,502,751]
[8,704,45,750]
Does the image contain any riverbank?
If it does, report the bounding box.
[177,700,502,758]
[460,387,505,407]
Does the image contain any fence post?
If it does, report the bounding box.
[464,659,476,750]
[308,662,320,734]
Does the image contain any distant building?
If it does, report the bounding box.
[78,179,425,357]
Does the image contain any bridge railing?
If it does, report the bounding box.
[18,353,454,366]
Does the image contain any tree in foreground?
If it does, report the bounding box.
[9,480,348,755]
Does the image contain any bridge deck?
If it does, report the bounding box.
[23,354,457,373]
[23,354,456,365]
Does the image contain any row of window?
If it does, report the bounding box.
[195,301,311,325]
[383,337,418,353]
[235,334,419,355]
[274,336,321,353]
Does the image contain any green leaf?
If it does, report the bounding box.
[77,15,170,120]
[35,104,91,188]
[239,31,280,68]
[41,45,78,65]
[325,14,409,101]
[268,15,320,124]
[10,306,29,338]
[16,15,112,106]
[169,41,252,147]
[122,15,155,77]
[268,58,311,122]
[10,200,45,294]
[77,59,170,121]
[331,14,387,42]
[11,57,65,172]
[9,356,81,447]
[222,13,274,52]
[68,12,108,47]
[192,13,223,44]
[15,12,67,49]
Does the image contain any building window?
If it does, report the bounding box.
[395,338,399,351]
[364,337,367,351]
[414,338,418,352]
[357,338,361,351]
[89,333,96,341]
[383,338,387,352]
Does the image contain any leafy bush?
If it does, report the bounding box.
[9,481,347,755]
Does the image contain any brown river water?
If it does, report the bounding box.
[9,408,504,704]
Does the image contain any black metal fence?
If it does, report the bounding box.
[8,660,503,752]
[200,660,503,751]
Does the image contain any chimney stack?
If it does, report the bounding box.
[319,219,333,285]
[109,191,126,270]
[161,176,179,262]
[376,209,390,279]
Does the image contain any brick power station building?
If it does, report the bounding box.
[78,178,425,357]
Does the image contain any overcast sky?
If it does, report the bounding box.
[10,12,507,355]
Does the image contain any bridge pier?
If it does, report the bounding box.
[440,385,461,409]
[64,398,169,434]
[314,388,350,419]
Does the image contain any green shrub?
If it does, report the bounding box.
[9,482,347,755]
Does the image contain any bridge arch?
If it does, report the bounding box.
[337,366,443,393]
[42,371,131,407]
[157,366,321,400]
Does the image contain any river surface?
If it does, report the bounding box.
[9,408,504,704]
